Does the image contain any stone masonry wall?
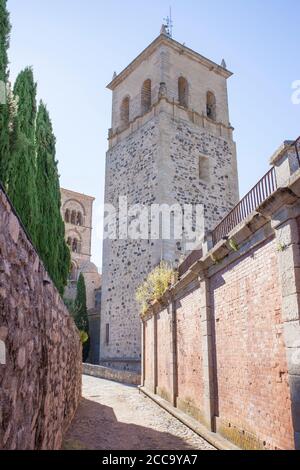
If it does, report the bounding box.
[101,109,239,371]
[0,188,82,450]
[83,363,140,386]
[102,34,239,372]
[100,118,160,370]
[110,38,231,135]
[165,113,239,233]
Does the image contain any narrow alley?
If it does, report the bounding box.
[63,375,215,451]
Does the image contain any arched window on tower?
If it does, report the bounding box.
[141,79,152,114]
[72,238,79,253]
[120,96,130,129]
[77,212,83,226]
[178,77,188,108]
[65,209,70,223]
[67,237,72,248]
[206,91,216,121]
[71,210,76,225]
[69,262,78,281]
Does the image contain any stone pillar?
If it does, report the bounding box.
[199,272,216,431]
[141,320,145,387]
[202,231,213,256]
[273,206,300,449]
[153,314,158,394]
[271,141,299,187]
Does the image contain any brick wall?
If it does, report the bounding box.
[144,315,155,391]
[0,188,82,450]
[211,238,294,449]
[175,281,205,422]
[142,182,300,449]
[156,307,173,403]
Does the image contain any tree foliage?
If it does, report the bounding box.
[35,101,70,294]
[74,273,90,361]
[0,0,11,185]
[0,3,71,300]
[8,67,39,244]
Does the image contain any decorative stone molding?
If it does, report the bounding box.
[108,96,233,149]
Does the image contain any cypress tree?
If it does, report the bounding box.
[36,101,70,294]
[9,67,38,244]
[0,0,11,185]
[35,101,70,295]
[74,273,90,361]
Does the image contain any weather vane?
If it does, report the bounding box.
[163,6,173,38]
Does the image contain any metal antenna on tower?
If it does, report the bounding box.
[163,6,173,38]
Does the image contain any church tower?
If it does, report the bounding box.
[60,188,101,311]
[100,27,239,371]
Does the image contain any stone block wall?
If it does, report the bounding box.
[83,363,141,386]
[109,34,232,136]
[102,31,239,373]
[101,106,239,372]
[142,171,300,449]
[0,187,82,450]
[100,118,160,370]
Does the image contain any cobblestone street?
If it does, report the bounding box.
[63,375,215,451]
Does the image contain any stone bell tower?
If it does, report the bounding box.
[100,26,239,372]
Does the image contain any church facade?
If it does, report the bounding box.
[100,27,239,371]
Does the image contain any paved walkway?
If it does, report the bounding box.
[63,375,215,450]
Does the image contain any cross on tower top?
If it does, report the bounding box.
[163,7,173,38]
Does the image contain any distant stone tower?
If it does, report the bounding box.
[100,28,239,372]
[60,188,101,310]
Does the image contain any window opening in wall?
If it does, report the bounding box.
[206,91,216,121]
[199,154,210,182]
[141,79,152,114]
[71,210,76,225]
[120,96,130,128]
[178,77,188,108]
[106,323,110,345]
[65,209,70,223]
[77,212,83,226]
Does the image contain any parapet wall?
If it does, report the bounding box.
[83,363,141,386]
[0,186,82,450]
[142,163,300,450]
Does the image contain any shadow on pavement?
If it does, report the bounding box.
[63,397,209,450]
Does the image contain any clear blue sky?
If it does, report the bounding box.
[7,0,300,270]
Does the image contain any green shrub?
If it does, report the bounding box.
[136,261,177,318]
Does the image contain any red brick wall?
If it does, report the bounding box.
[144,316,155,391]
[175,282,205,421]
[143,235,295,449]
[211,238,294,449]
[156,307,173,402]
